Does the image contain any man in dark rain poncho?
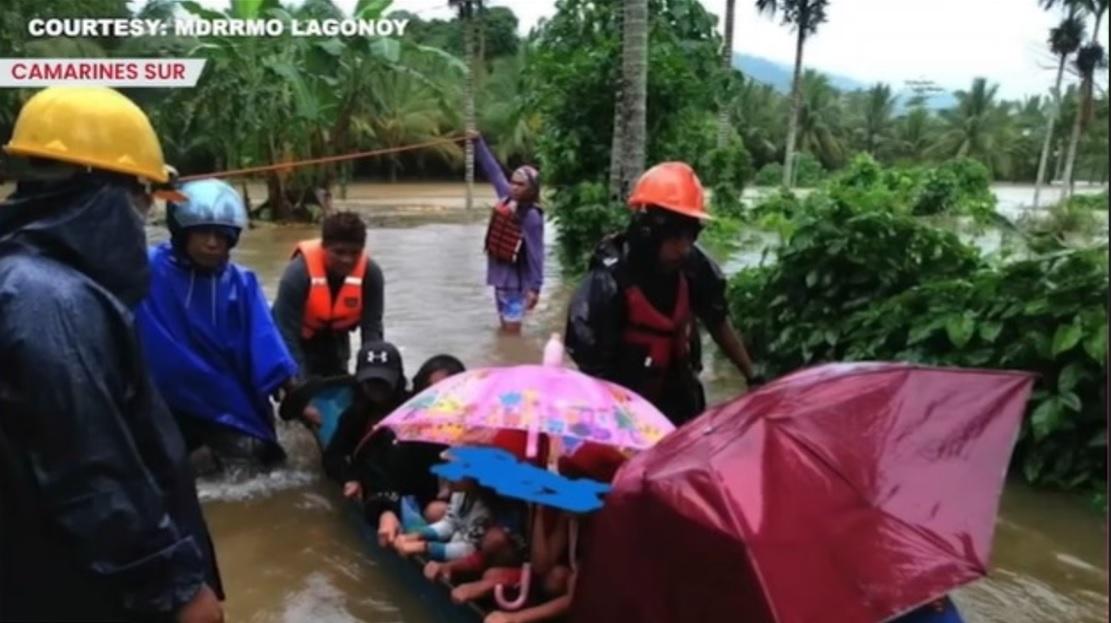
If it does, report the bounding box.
[565,162,760,426]
[0,87,224,622]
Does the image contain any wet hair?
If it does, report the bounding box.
[412,355,466,393]
[321,211,367,248]
[627,206,702,263]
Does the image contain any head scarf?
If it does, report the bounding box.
[513,165,540,203]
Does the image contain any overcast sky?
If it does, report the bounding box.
[182,0,1111,99]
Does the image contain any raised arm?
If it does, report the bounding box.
[473,134,510,200]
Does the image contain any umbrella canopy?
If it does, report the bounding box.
[375,362,675,456]
[571,362,1035,623]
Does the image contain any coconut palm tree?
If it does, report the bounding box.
[450,0,480,209]
[794,70,845,168]
[850,83,898,157]
[479,50,540,164]
[353,68,461,182]
[1060,0,1108,199]
[718,0,738,147]
[610,0,649,200]
[893,105,936,163]
[756,0,830,188]
[1033,10,1085,207]
[728,77,787,167]
[930,78,1015,177]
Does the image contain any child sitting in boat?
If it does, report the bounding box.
[422,431,550,585]
[323,341,408,485]
[393,477,496,562]
[352,354,468,547]
[452,442,627,623]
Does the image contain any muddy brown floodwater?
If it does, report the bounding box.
[138,183,1105,623]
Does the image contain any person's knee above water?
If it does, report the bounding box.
[473,132,545,334]
[564,162,760,426]
[0,86,223,622]
[272,210,385,381]
[135,178,299,475]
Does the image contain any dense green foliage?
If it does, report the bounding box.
[526,0,724,188]
[530,0,736,272]
[728,164,1109,503]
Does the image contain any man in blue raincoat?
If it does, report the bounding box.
[135,178,299,472]
[0,87,224,621]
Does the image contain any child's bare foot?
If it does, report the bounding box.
[452,581,492,604]
[378,512,400,548]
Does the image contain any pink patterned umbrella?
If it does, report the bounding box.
[375,335,675,457]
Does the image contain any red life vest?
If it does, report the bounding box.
[484,200,525,263]
[620,273,693,399]
[293,238,368,339]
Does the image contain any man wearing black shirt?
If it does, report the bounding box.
[565,162,758,426]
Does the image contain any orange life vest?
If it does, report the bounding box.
[484,200,525,263]
[293,239,368,339]
[620,273,693,400]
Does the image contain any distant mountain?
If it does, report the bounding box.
[732,53,958,111]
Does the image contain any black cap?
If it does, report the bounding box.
[356,341,404,389]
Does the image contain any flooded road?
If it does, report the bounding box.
[144,183,1106,623]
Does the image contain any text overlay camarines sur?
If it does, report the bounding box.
[26,18,412,38]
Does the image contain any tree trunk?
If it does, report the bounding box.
[608,2,628,200]
[1033,53,1068,210]
[619,0,648,197]
[1060,78,1089,202]
[462,0,476,210]
[783,24,807,188]
[477,1,487,88]
[1060,8,1106,202]
[716,0,737,148]
[1055,138,1067,181]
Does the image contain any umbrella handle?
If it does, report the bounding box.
[530,333,564,461]
[494,562,532,610]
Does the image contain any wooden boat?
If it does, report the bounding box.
[288,377,487,623]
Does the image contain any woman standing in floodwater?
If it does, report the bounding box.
[472,132,545,335]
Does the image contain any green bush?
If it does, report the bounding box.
[754,162,784,187]
[548,182,629,274]
[793,152,825,187]
[699,137,752,195]
[911,157,996,221]
[752,154,822,187]
[729,198,1109,501]
[1063,191,1109,212]
[1020,193,1105,248]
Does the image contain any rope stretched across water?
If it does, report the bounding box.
[178,135,469,182]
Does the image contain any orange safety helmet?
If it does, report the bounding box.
[626,162,711,221]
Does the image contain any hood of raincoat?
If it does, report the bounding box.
[0,174,150,307]
[135,242,298,444]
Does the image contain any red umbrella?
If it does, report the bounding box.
[571,363,1035,623]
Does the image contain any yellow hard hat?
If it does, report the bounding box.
[3,86,168,183]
